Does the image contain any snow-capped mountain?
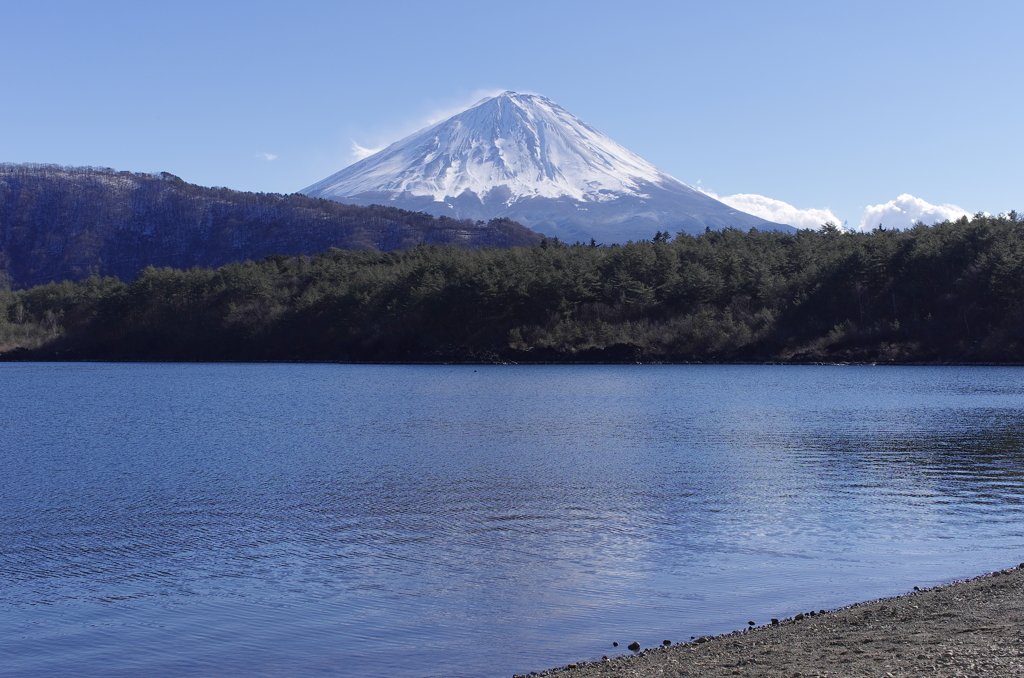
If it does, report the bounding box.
[303,92,791,243]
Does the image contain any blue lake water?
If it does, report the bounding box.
[2,363,1023,677]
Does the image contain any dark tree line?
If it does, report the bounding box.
[0,163,542,289]
[3,212,1024,363]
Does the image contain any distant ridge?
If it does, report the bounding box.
[303,91,792,243]
[0,163,542,288]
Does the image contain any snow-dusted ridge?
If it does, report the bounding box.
[305,92,679,203]
[303,92,792,242]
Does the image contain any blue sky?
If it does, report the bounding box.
[3,0,1020,230]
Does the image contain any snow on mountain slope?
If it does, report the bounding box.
[303,92,792,242]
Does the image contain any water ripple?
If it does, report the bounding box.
[2,364,1024,677]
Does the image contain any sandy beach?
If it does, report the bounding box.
[521,564,1024,678]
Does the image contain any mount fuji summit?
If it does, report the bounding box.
[302,92,792,243]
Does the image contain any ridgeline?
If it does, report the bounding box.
[0,163,542,289]
[2,213,1023,363]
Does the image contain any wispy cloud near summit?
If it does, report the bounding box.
[350,142,385,163]
[347,89,507,166]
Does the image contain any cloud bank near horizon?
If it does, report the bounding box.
[699,189,841,230]
[700,188,971,232]
[858,194,970,232]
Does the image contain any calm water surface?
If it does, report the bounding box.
[2,364,1023,677]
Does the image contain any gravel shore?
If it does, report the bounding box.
[520,564,1024,678]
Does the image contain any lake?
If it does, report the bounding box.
[2,363,1023,677]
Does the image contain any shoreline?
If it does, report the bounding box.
[524,564,1024,678]
[3,353,1024,367]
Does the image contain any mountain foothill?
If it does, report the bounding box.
[0,163,541,290]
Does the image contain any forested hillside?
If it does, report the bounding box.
[0,164,542,289]
[2,213,1023,363]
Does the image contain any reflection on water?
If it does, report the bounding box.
[1,364,1023,677]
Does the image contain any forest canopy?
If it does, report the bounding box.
[3,212,1024,363]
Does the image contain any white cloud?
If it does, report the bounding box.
[858,194,970,231]
[351,141,385,162]
[423,88,507,125]
[257,152,277,161]
[347,89,506,166]
[698,187,841,230]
